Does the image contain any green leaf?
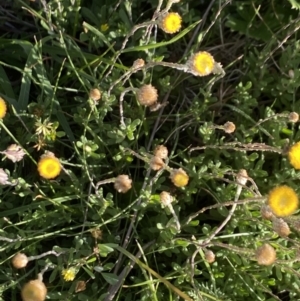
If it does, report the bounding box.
[101,272,119,285]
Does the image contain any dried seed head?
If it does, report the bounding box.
[150,156,165,171]
[154,145,168,160]
[137,85,158,106]
[89,228,103,240]
[114,175,132,193]
[261,204,274,220]
[0,168,9,185]
[272,217,291,237]
[205,250,215,263]
[223,121,236,134]
[288,112,299,123]
[288,70,295,79]
[255,243,276,266]
[160,191,172,206]
[291,218,300,231]
[21,279,47,301]
[236,169,248,186]
[2,144,26,162]
[75,280,87,293]
[170,168,189,187]
[132,59,145,69]
[12,253,28,269]
[89,88,102,102]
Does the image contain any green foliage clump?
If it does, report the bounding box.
[0,0,300,300]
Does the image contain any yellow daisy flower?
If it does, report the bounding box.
[158,12,182,34]
[0,97,7,119]
[187,51,215,76]
[288,141,300,169]
[62,267,76,281]
[37,153,61,179]
[170,168,189,187]
[268,185,299,217]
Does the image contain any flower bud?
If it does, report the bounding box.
[89,88,102,102]
[205,250,215,263]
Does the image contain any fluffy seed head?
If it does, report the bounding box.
[289,112,299,123]
[236,169,248,186]
[187,51,215,77]
[12,253,28,269]
[2,144,26,162]
[288,142,300,169]
[89,88,101,102]
[137,85,158,107]
[268,185,299,217]
[158,12,182,34]
[255,243,276,266]
[223,121,236,134]
[150,156,165,171]
[154,145,168,160]
[160,191,172,206]
[21,279,47,301]
[114,175,132,193]
[261,204,274,220]
[170,168,189,187]
[205,250,215,263]
[132,59,145,69]
[272,217,291,237]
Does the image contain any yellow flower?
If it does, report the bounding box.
[158,12,182,34]
[268,185,299,217]
[0,97,7,119]
[37,153,61,179]
[62,267,76,281]
[100,23,109,32]
[288,141,300,169]
[170,168,189,187]
[187,51,215,76]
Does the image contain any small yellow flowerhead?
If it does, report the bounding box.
[21,279,47,301]
[268,185,299,217]
[288,141,300,169]
[158,12,182,34]
[62,267,76,281]
[100,23,109,32]
[37,152,62,179]
[255,243,276,266]
[187,51,215,76]
[170,168,189,187]
[0,97,7,119]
